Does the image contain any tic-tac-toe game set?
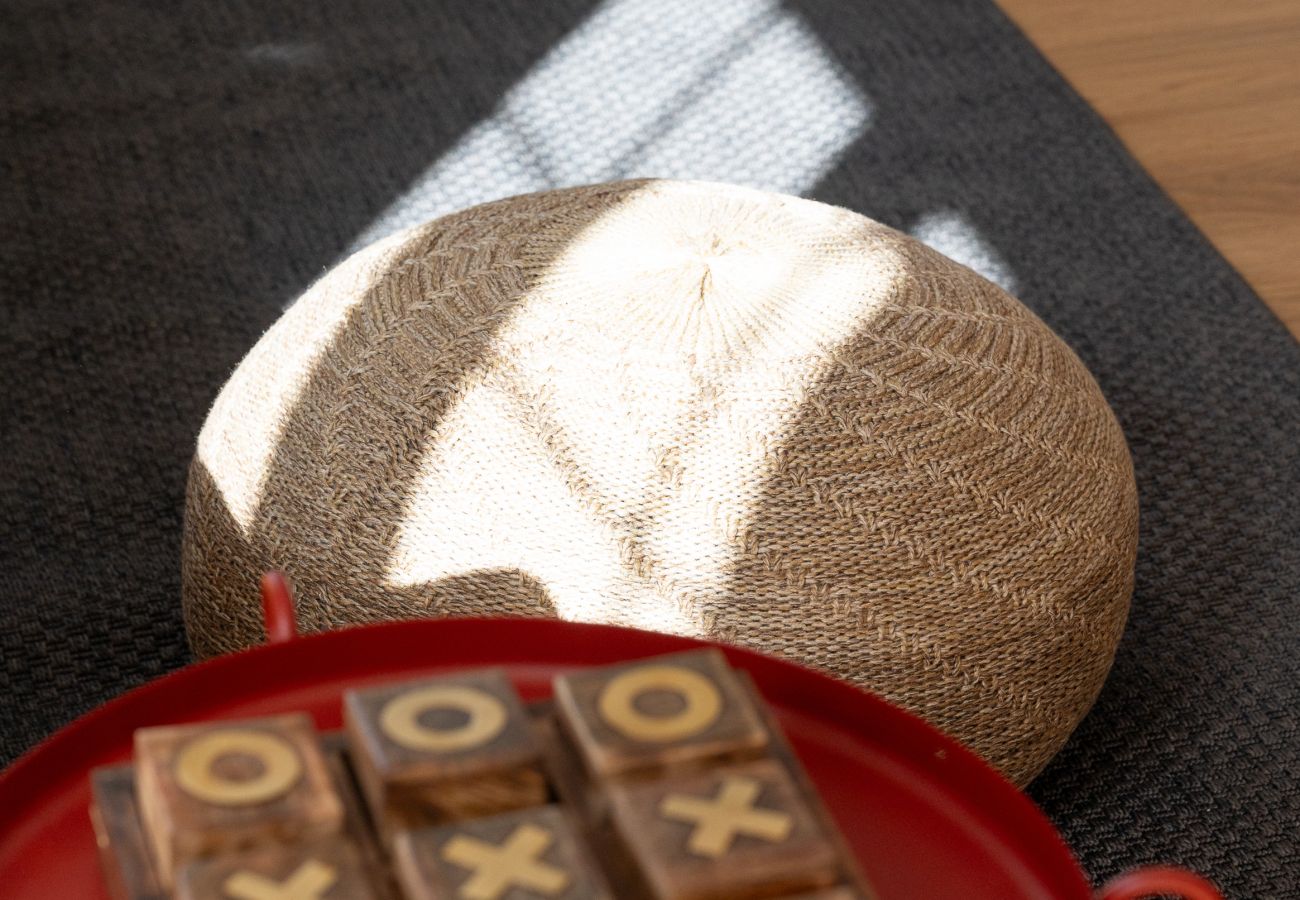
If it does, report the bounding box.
[90,649,874,899]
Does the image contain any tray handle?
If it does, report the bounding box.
[1097,866,1223,900]
[260,570,299,644]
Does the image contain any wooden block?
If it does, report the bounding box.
[392,804,613,900]
[344,668,548,832]
[552,650,769,780]
[529,709,644,891]
[89,764,168,900]
[174,835,379,899]
[529,708,603,832]
[605,758,839,899]
[319,733,400,900]
[737,677,877,899]
[134,714,345,887]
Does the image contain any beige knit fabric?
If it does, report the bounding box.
[183,179,1138,785]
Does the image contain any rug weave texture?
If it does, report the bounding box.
[2,0,1297,894]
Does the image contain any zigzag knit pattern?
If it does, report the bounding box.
[183,179,1138,785]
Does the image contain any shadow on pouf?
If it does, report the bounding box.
[182,180,1137,786]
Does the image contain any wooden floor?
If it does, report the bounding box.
[997,0,1300,337]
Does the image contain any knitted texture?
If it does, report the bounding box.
[182,179,1138,786]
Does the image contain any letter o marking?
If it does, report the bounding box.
[379,685,508,753]
[597,665,722,742]
[174,729,303,806]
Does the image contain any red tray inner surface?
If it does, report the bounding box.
[0,618,1090,899]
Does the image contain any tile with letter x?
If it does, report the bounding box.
[606,758,840,899]
[344,668,547,832]
[392,804,612,900]
[133,714,345,888]
[552,649,770,779]
[174,835,379,899]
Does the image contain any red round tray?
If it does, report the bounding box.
[0,615,1217,899]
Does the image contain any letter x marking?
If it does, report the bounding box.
[441,823,570,900]
[223,859,337,900]
[659,776,793,858]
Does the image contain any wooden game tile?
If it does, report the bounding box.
[344,668,548,833]
[320,732,400,899]
[90,764,168,900]
[174,835,379,899]
[134,714,345,887]
[529,706,605,823]
[528,708,645,890]
[605,758,839,899]
[736,677,878,899]
[391,804,613,900]
[551,649,770,780]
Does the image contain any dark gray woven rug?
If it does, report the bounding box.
[3,0,1297,894]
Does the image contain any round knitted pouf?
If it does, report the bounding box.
[183,179,1137,785]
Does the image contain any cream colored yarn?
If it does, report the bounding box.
[183,179,1138,785]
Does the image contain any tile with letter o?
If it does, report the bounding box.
[605,758,838,899]
[552,649,769,779]
[392,804,612,900]
[174,835,379,900]
[133,714,344,887]
[344,668,547,831]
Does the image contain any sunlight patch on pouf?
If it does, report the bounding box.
[183,180,1138,785]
